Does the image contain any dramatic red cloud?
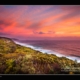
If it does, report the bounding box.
[0,5,80,40]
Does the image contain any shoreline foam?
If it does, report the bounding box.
[14,41,80,63]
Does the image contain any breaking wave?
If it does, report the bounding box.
[14,41,80,63]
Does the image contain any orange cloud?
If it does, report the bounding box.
[0,5,80,40]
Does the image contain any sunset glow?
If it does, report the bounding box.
[0,5,80,40]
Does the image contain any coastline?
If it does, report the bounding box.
[14,40,80,63]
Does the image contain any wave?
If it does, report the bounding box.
[14,41,80,63]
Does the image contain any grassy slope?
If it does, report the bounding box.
[0,37,80,74]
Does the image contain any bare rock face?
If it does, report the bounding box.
[0,37,17,53]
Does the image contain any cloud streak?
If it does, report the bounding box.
[0,5,80,40]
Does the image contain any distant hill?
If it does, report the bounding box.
[0,37,16,53]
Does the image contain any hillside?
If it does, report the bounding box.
[0,37,16,53]
[0,37,80,74]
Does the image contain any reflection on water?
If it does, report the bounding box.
[21,40,80,56]
[14,40,80,62]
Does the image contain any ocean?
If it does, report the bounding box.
[14,40,80,63]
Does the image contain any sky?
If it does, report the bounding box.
[0,5,80,40]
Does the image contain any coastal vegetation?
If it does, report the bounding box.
[0,37,80,74]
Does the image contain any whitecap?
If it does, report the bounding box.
[14,41,80,63]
